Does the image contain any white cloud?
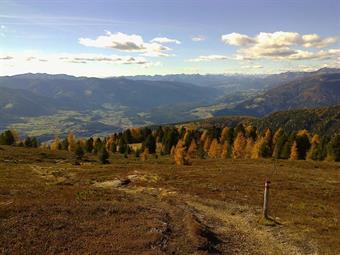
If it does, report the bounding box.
[237,47,340,61]
[221,33,255,46]
[151,37,181,44]
[221,31,339,61]
[60,54,149,65]
[0,51,161,77]
[241,64,263,69]
[189,54,229,62]
[222,31,337,49]
[0,52,152,65]
[255,32,301,48]
[192,35,205,42]
[302,34,337,48]
[79,31,173,57]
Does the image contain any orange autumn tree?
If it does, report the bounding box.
[174,140,190,165]
[272,128,284,145]
[208,138,222,158]
[289,141,299,160]
[67,132,77,152]
[232,132,247,159]
[50,137,62,151]
[106,136,116,152]
[203,136,212,153]
[251,129,272,159]
[188,139,198,158]
[245,138,255,159]
[220,127,231,144]
[141,148,149,161]
[200,130,209,144]
[221,141,232,159]
[307,134,320,160]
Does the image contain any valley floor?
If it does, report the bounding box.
[0,146,339,254]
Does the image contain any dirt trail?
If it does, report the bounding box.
[93,171,317,255]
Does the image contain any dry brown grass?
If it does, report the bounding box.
[0,145,339,254]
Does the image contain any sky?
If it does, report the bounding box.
[0,0,339,77]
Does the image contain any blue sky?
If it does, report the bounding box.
[0,0,339,76]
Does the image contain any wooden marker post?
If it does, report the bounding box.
[263,180,270,219]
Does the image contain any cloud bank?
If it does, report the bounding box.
[79,31,178,57]
[221,31,338,61]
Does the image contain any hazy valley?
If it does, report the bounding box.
[1,68,339,141]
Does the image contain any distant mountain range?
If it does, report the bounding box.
[126,67,340,92]
[0,67,339,140]
[214,73,340,116]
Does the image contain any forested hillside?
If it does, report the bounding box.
[2,112,339,163]
[215,73,340,117]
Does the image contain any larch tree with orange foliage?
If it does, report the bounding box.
[307,134,320,160]
[251,137,271,159]
[221,141,232,159]
[141,148,149,161]
[50,137,62,151]
[67,132,77,152]
[245,138,255,159]
[272,128,284,146]
[220,127,230,144]
[203,137,212,153]
[208,138,222,158]
[232,132,247,159]
[200,130,209,143]
[289,141,299,160]
[174,140,190,165]
[188,139,198,158]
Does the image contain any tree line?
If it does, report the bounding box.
[1,124,339,164]
[0,130,39,148]
[48,124,340,164]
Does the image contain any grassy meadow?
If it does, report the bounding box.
[0,145,339,254]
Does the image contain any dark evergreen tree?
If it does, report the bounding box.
[208,126,221,140]
[316,136,330,160]
[85,137,94,153]
[94,138,103,154]
[227,127,235,144]
[121,129,133,144]
[280,132,296,159]
[295,133,311,160]
[24,137,32,147]
[118,138,128,154]
[143,134,156,154]
[111,143,117,153]
[234,124,245,137]
[75,144,84,160]
[179,127,186,139]
[161,128,179,154]
[31,137,39,148]
[140,127,152,141]
[98,147,109,164]
[328,134,340,161]
[155,126,164,143]
[0,130,15,145]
